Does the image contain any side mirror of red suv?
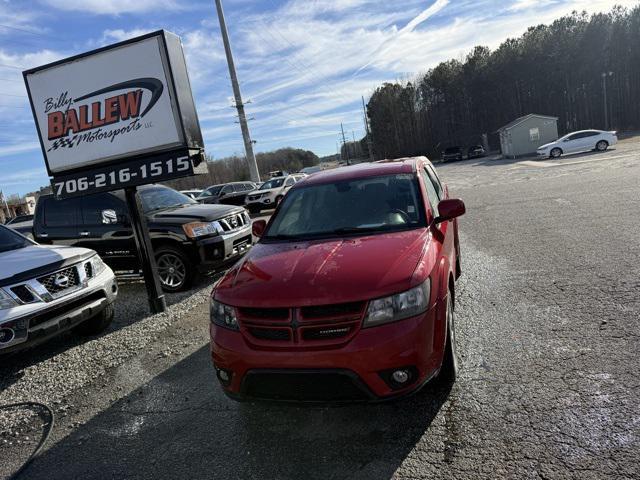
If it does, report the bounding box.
[252,219,267,237]
[435,199,466,224]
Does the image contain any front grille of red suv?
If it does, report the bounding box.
[237,301,366,347]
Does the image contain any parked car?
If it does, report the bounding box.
[299,166,322,175]
[32,185,253,292]
[0,224,117,354]
[5,214,33,225]
[442,146,463,162]
[537,130,618,158]
[244,174,301,213]
[210,156,465,402]
[180,189,203,200]
[197,182,257,206]
[467,145,485,159]
[7,218,34,238]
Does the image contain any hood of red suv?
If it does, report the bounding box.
[214,229,429,307]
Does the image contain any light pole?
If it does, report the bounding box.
[601,71,613,130]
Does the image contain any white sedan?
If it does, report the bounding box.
[537,130,618,158]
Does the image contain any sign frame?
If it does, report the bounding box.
[23,29,204,179]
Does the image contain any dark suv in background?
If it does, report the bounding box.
[32,185,254,292]
[197,182,257,206]
[441,147,463,162]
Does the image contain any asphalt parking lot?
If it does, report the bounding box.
[1,139,639,479]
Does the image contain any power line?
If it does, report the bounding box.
[0,24,61,41]
[0,63,24,70]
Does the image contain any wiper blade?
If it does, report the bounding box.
[329,226,384,234]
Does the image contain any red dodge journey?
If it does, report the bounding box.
[209,156,465,402]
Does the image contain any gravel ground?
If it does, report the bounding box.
[0,275,218,478]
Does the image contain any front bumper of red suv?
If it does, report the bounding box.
[209,299,447,402]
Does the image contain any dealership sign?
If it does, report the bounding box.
[24,30,206,197]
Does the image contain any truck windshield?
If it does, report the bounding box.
[260,178,285,190]
[0,226,31,253]
[140,187,196,213]
[263,174,426,241]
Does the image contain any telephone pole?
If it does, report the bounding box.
[214,0,260,182]
[340,123,350,165]
[362,96,374,162]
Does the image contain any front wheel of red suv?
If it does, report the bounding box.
[436,293,459,383]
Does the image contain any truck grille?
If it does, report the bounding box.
[38,266,80,296]
[218,212,250,232]
[238,301,365,347]
[10,285,36,303]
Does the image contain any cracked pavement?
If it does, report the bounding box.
[3,139,640,479]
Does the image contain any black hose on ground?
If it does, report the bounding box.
[0,402,54,480]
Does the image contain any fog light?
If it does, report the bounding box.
[215,367,233,386]
[392,369,410,384]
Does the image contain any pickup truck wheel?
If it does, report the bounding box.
[435,294,459,384]
[156,247,194,292]
[74,303,114,336]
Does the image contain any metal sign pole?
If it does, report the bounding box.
[124,186,167,314]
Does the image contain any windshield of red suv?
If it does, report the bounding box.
[263,174,426,240]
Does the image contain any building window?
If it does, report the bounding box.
[529,127,540,142]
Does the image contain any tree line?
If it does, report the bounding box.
[366,6,640,160]
[164,147,320,191]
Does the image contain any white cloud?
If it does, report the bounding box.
[41,0,182,15]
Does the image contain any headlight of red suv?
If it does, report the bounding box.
[210,299,239,331]
[363,279,430,328]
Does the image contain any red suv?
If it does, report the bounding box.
[209,157,465,402]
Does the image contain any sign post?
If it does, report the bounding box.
[23,30,206,314]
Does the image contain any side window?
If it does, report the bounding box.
[568,133,583,141]
[285,178,295,187]
[420,168,440,218]
[221,185,233,194]
[425,165,444,200]
[43,197,80,227]
[81,193,126,226]
[243,183,253,191]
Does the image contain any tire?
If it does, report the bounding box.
[596,140,609,152]
[550,148,562,158]
[436,293,459,383]
[155,246,194,292]
[248,205,261,214]
[74,303,114,336]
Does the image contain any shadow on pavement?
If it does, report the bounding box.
[24,345,452,480]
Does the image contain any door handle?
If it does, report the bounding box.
[79,231,90,237]
[40,233,49,238]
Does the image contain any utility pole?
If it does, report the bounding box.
[362,96,374,162]
[340,123,350,165]
[601,71,613,130]
[214,0,260,182]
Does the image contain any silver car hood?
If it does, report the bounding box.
[0,245,93,282]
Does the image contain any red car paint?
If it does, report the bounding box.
[210,157,465,401]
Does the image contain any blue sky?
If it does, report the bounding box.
[0,0,632,195]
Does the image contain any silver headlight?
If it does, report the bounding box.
[363,279,430,328]
[0,288,17,310]
[90,255,107,277]
[210,299,239,331]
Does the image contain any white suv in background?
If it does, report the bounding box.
[245,174,306,213]
[0,225,118,354]
[537,130,618,158]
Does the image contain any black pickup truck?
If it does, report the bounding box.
[32,185,254,291]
